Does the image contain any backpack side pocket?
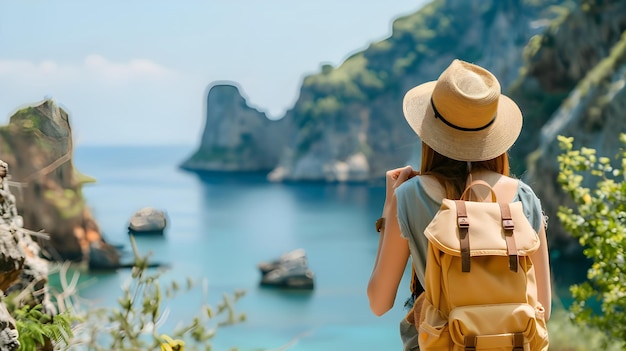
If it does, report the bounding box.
[448,303,543,351]
[530,305,549,351]
[418,298,451,350]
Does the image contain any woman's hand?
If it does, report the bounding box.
[384,166,419,208]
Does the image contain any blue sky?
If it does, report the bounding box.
[0,1,427,146]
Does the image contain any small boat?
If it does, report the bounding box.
[258,249,314,290]
[128,207,167,235]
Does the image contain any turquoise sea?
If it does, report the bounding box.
[72,145,413,351]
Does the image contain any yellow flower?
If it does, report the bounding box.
[160,334,184,351]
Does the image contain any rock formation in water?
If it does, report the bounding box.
[0,99,120,268]
[180,83,290,172]
[185,0,562,182]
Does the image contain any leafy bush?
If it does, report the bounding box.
[10,304,75,351]
[64,236,246,350]
[556,134,626,348]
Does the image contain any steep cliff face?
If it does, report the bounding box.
[269,0,562,182]
[0,99,119,267]
[181,0,625,252]
[181,84,290,172]
[509,0,626,172]
[520,0,626,255]
[269,87,400,182]
[185,1,562,182]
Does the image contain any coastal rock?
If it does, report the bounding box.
[1,161,56,316]
[517,0,626,255]
[128,207,167,235]
[526,53,626,255]
[509,0,626,170]
[182,1,626,256]
[0,303,19,351]
[258,249,315,290]
[275,0,559,182]
[181,83,290,172]
[88,241,124,270]
[0,99,120,267]
[0,161,59,350]
[190,1,561,182]
[0,162,26,291]
[0,224,23,291]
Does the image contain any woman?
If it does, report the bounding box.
[367,59,551,349]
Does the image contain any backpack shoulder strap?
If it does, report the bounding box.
[465,171,520,203]
[492,176,520,204]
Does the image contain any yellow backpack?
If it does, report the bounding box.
[414,180,549,351]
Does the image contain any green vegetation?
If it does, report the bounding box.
[302,54,369,101]
[43,189,85,219]
[582,30,626,95]
[557,134,626,349]
[292,0,566,158]
[8,303,75,351]
[70,236,246,351]
[74,170,97,185]
[10,107,44,131]
[547,304,620,350]
[24,236,246,350]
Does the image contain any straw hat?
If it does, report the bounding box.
[402,59,522,162]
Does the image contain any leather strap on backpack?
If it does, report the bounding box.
[464,335,477,351]
[455,177,521,273]
[513,332,525,350]
[455,200,471,272]
[499,202,519,272]
[465,332,525,350]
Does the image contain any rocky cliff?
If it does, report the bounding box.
[180,83,290,172]
[185,0,563,181]
[0,160,57,351]
[273,0,564,182]
[185,0,625,253]
[0,99,119,268]
[518,0,626,255]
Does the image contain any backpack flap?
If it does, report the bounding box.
[424,199,540,257]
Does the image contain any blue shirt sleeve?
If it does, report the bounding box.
[515,180,545,233]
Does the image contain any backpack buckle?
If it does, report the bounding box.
[502,219,515,230]
[464,335,477,351]
[457,216,470,228]
[513,332,524,350]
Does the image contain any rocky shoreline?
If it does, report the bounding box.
[0,160,57,350]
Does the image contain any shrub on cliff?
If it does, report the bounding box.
[557,134,626,348]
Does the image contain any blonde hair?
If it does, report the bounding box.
[420,142,510,199]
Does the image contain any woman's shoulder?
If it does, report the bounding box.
[396,174,445,203]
